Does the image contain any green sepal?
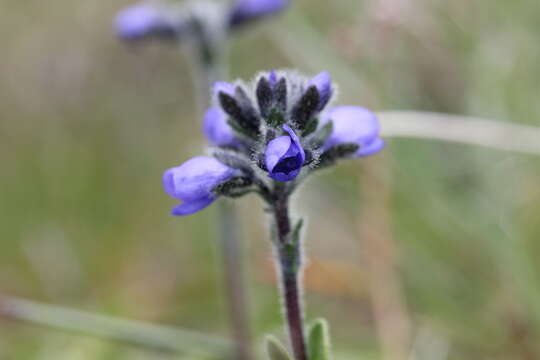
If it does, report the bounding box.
[265,336,293,360]
[308,318,332,360]
[317,143,359,169]
[212,177,253,198]
[267,107,286,128]
[302,117,319,137]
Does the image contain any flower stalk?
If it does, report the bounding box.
[272,192,308,360]
[162,69,385,359]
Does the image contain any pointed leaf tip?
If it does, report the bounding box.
[308,318,332,360]
[265,335,293,360]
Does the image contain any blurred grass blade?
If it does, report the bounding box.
[308,319,332,360]
[265,335,293,360]
[0,296,231,355]
[377,111,540,155]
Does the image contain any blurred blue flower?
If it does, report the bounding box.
[307,72,333,111]
[322,106,384,158]
[265,125,305,182]
[203,108,237,147]
[229,0,291,27]
[115,3,177,41]
[163,156,238,216]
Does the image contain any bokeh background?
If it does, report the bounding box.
[2,0,540,359]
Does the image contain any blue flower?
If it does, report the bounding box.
[307,72,333,111]
[203,108,237,147]
[265,125,306,182]
[229,0,291,27]
[322,106,384,157]
[163,156,238,216]
[115,3,176,41]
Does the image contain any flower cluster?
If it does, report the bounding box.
[163,70,384,215]
[115,0,291,42]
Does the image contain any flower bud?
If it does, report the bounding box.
[229,0,291,27]
[322,106,384,158]
[115,3,178,41]
[163,156,238,216]
[307,72,333,111]
[213,81,236,98]
[265,125,306,182]
[203,108,237,147]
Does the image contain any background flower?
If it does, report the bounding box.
[229,0,291,27]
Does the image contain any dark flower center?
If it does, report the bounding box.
[273,155,303,175]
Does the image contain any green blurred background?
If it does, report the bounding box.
[1,0,540,359]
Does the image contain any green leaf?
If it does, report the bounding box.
[291,219,304,246]
[265,336,293,360]
[308,319,332,360]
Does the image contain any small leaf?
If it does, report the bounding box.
[257,77,274,118]
[308,319,332,360]
[219,92,243,119]
[219,89,260,139]
[275,77,288,113]
[302,117,319,137]
[212,177,253,198]
[317,143,359,168]
[291,219,304,246]
[292,86,320,130]
[265,336,293,360]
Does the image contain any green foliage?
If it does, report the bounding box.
[265,336,293,360]
[308,319,332,360]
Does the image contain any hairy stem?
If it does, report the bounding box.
[273,196,308,360]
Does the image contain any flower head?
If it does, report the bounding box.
[163,156,238,216]
[203,108,237,147]
[322,106,384,158]
[162,70,384,216]
[265,125,306,182]
[115,3,177,41]
[229,0,291,27]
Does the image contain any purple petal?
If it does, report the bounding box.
[229,0,290,27]
[213,81,235,98]
[265,136,291,171]
[308,72,333,110]
[323,106,380,150]
[268,70,278,87]
[265,125,305,182]
[283,125,306,164]
[171,197,215,216]
[203,108,236,146]
[355,138,385,158]
[163,156,236,202]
